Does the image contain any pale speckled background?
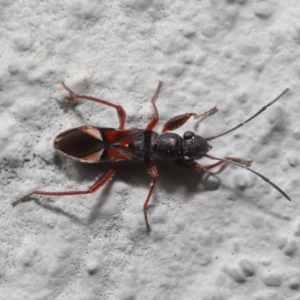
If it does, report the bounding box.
[1,1,300,299]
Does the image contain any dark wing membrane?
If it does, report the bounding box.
[54,127,104,159]
[55,127,146,163]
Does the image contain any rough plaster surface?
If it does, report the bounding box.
[1,1,300,299]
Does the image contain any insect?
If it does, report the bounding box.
[12,81,290,233]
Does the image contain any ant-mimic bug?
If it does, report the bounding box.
[12,81,290,233]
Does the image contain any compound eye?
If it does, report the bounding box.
[183,131,195,140]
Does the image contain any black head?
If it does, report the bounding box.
[182,131,212,162]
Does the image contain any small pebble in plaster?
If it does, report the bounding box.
[251,216,264,229]
[236,91,248,104]
[44,215,57,229]
[292,125,300,140]
[193,52,207,66]
[55,245,73,260]
[198,254,212,266]
[259,257,272,266]
[0,112,16,140]
[161,35,188,55]
[222,46,234,59]
[11,95,41,119]
[7,63,20,75]
[276,236,287,249]
[239,259,255,277]
[267,106,284,129]
[123,0,153,11]
[253,292,281,300]
[70,0,102,19]
[13,34,33,52]
[87,259,101,275]
[292,26,300,44]
[180,24,196,38]
[294,222,300,237]
[224,265,247,283]
[280,160,290,172]
[221,5,238,30]
[289,277,300,290]
[19,246,39,267]
[287,153,299,167]
[253,56,267,73]
[254,1,273,19]
[234,173,249,190]
[180,53,194,65]
[238,41,259,56]
[262,273,282,287]
[282,239,297,256]
[118,288,136,300]
[169,64,185,78]
[201,23,218,38]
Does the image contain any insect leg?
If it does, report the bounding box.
[145,81,164,130]
[175,157,251,188]
[162,106,218,132]
[201,157,252,182]
[61,82,126,129]
[175,160,224,171]
[175,156,251,173]
[204,153,291,201]
[143,162,158,233]
[12,163,118,207]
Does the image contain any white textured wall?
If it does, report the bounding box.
[1,1,300,299]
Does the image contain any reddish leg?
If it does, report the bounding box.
[162,106,218,132]
[223,157,252,167]
[201,157,252,182]
[176,156,252,183]
[176,156,251,171]
[146,81,164,130]
[205,153,291,201]
[175,160,224,172]
[12,163,118,207]
[175,157,252,190]
[61,82,126,129]
[144,157,250,233]
[143,162,159,233]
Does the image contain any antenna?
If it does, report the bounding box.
[205,88,289,141]
[204,153,291,201]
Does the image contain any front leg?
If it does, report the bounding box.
[174,157,252,190]
[162,106,218,132]
[176,156,252,171]
[175,159,224,172]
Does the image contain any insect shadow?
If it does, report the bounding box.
[33,154,290,229]
[38,155,220,226]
